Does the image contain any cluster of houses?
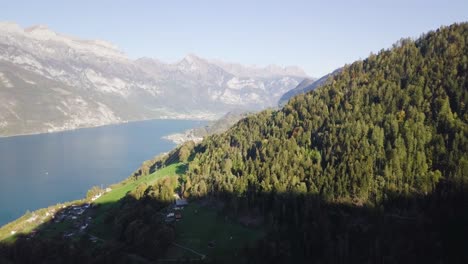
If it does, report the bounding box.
[62,188,112,238]
[165,194,188,223]
[57,187,113,239]
[10,189,114,241]
[55,203,90,223]
[57,204,93,238]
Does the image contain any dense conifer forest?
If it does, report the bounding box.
[1,23,467,263]
[177,22,468,263]
[186,23,467,202]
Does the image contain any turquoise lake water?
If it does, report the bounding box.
[0,119,206,226]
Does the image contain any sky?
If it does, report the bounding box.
[2,0,468,77]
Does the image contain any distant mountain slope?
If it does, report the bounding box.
[277,78,315,106]
[0,22,308,136]
[163,109,252,144]
[278,68,341,106]
[210,59,308,78]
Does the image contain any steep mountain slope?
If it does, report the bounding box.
[177,22,467,262]
[210,59,307,78]
[278,68,341,106]
[188,23,467,201]
[0,22,307,136]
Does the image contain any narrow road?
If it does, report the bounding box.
[172,242,206,259]
[88,234,105,242]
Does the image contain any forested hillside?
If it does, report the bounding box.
[177,22,468,262]
[186,22,467,202]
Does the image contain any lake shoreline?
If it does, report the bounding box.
[162,129,204,145]
[0,119,208,226]
[0,116,216,139]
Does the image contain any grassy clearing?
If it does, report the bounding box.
[95,163,186,204]
[89,163,186,239]
[165,202,263,262]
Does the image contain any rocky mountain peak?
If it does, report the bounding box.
[0,21,308,137]
[24,24,57,40]
[177,53,214,73]
[0,21,23,33]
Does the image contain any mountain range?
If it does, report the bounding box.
[0,22,309,136]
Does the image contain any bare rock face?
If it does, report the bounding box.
[0,22,309,137]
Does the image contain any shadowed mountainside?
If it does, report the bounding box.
[0,177,466,263]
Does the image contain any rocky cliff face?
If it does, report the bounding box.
[0,22,308,136]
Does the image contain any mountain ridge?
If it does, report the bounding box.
[278,68,341,106]
[0,22,309,137]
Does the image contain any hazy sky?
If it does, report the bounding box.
[3,0,468,76]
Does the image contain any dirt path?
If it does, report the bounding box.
[172,242,206,259]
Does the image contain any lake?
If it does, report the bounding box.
[0,119,206,226]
